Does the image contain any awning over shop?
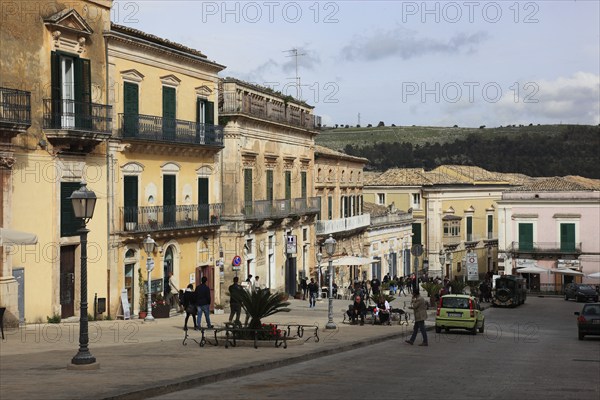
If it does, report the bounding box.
[516,265,549,274]
[0,228,38,246]
[332,256,375,266]
[551,268,584,276]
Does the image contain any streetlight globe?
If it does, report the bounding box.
[143,234,155,255]
[324,234,336,257]
[439,250,446,266]
[68,181,97,221]
[316,252,322,263]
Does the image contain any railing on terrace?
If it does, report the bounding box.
[43,99,112,134]
[508,241,582,253]
[220,92,321,129]
[120,203,223,233]
[242,197,320,220]
[370,213,412,226]
[316,214,371,236]
[0,87,31,127]
[117,113,223,146]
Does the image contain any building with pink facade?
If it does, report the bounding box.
[497,176,600,292]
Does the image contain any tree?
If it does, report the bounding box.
[377,121,385,127]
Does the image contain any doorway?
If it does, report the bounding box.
[196,265,214,311]
[60,246,76,318]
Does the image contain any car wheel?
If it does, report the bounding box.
[564,294,569,301]
[576,296,582,303]
[470,326,477,335]
[578,332,584,340]
[445,328,450,332]
[478,322,484,333]
[435,326,441,333]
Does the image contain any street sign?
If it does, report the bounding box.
[286,235,297,255]
[147,258,154,272]
[466,252,478,281]
[411,244,423,257]
[232,255,242,267]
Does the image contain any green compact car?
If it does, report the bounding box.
[435,294,485,335]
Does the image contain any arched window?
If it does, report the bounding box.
[163,246,174,296]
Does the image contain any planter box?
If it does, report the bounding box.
[152,305,170,318]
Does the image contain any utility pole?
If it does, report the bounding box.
[284,48,305,100]
[358,113,361,126]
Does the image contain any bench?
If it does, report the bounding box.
[183,324,288,349]
[341,306,410,326]
[280,323,319,343]
[182,326,227,347]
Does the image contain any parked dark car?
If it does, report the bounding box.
[564,283,599,302]
[574,303,600,340]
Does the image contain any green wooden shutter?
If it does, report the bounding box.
[50,51,61,128]
[198,177,209,224]
[328,196,333,220]
[162,86,176,140]
[266,170,273,201]
[285,171,291,199]
[163,175,176,227]
[560,223,576,252]
[466,216,473,240]
[340,196,344,219]
[244,169,253,215]
[123,176,138,225]
[518,223,533,251]
[61,182,82,237]
[412,223,422,244]
[205,101,214,125]
[301,171,307,199]
[487,215,493,238]
[74,57,91,130]
[123,82,139,137]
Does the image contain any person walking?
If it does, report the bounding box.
[405,290,428,346]
[308,278,318,308]
[166,272,182,312]
[182,284,197,331]
[195,276,213,329]
[301,277,308,300]
[228,276,243,325]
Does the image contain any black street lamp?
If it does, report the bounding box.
[316,252,322,300]
[142,234,156,321]
[68,181,97,368]
[324,234,337,330]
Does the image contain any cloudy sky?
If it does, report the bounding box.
[115,1,600,128]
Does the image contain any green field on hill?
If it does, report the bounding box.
[315,124,567,151]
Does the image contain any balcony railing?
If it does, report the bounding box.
[370,213,412,227]
[120,203,223,233]
[0,87,31,128]
[220,92,321,129]
[43,99,112,134]
[316,214,371,236]
[242,197,320,220]
[117,114,224,146]
[508,241,582,254]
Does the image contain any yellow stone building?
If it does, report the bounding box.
[364,166,531,280]
[105,23,226,317]
[218,78,320,298]
[1,1,113,324]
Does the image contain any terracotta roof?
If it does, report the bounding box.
[362,202,389,217]
[314,145,368,164]
[365,168,433,186]
[508,176,600,191]
[111,23,213,61]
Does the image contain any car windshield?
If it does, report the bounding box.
[442,297,470,309]
[496,279,515,290]
[578,285,594,290]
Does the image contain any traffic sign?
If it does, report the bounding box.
[411,244,423,257]
[232,255,242,267]
[286,235,297,255]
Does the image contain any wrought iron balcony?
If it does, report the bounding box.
[242,197,320,220]
[120,203,223,233]
[43,99,112,134]
[220,92,321,130]
[0,87,31,132]
[316,214,371,236]
[507,241,582,255]
[117,113,224,146]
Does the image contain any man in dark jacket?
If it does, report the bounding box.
[195,276,213,328]
[348,295,367,325]
[228,276,243,324]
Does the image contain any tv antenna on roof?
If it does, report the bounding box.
[284,48,305,100]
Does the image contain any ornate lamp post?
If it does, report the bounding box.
[324,234,337,330]
[439,250,446,275]
[68,181,97,368]
[143,234,156,321]
[316,252,323,300]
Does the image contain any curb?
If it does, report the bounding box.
[102,324,435,400]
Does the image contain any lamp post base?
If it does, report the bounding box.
[144,314,155,322]
[71,350,97,367]
[325,322,337,330]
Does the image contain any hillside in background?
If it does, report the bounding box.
[315,124,599,179]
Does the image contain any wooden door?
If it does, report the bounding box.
[60,246,76,318]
